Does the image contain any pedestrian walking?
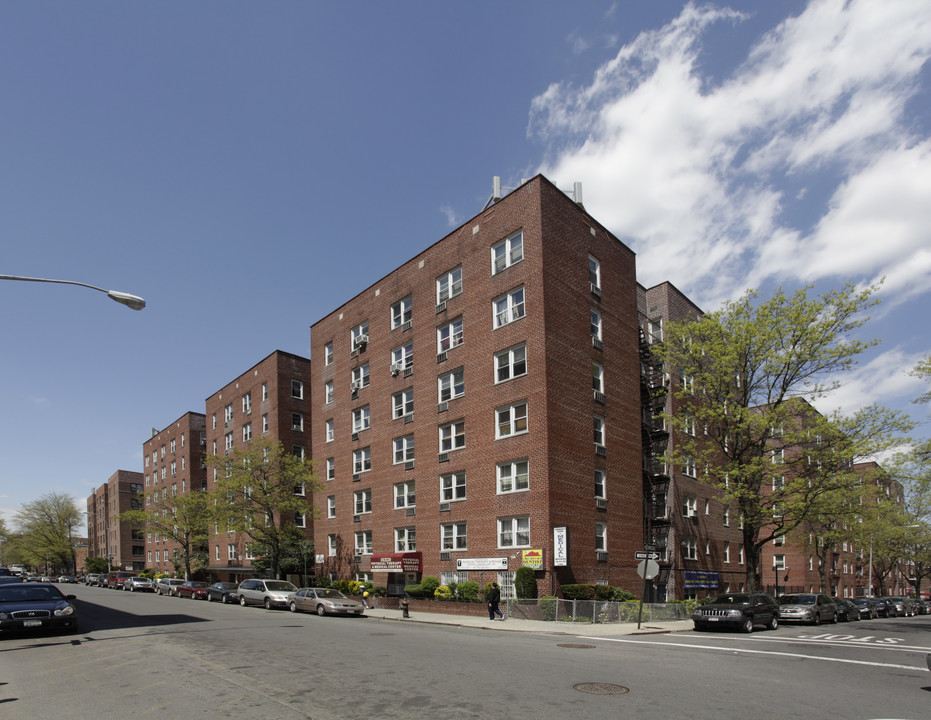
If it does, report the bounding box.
[359,583,369,609]
[487,582,504,621]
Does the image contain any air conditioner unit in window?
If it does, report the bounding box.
[390,363,402,376]
[436,351,448,364]
[438,452,450,463]
[353,515,361,523]
[403,413,414,424]
[596,551,609,562]
[440,552,451,561]
[596,498,607,510]
[437,402,448,413]
[350,380,363,391]
[590,283,602,298]
[439,502,451,512]
[401,320,412,332]
[406,507,415,516]
[435,302,447,314]
[351,432,359,441]
[353,555,362,564]
[404,461,415,471]
[356,334,369,346]
[595,444,607,457]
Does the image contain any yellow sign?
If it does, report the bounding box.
[522,549,544,569]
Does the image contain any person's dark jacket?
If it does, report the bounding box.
[488,586,501,604]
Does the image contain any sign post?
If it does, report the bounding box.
[635,554,660,629]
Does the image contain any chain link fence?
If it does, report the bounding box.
[504,598,696,624]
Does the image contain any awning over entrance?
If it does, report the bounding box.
[369,552,422,573]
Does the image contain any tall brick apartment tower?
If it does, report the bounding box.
[204,350,312,582]
[310,175,643,598]
[142,412,207,575]
[86,469,145,572]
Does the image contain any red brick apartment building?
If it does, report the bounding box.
[142,412,207,574]
[204,350,312,581]
[310,175,644,598]
[86,469,145,571]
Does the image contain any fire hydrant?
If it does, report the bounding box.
[400,598,410,618]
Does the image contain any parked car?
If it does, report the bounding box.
[105,572,134,589]
[57,576,77,584]
[155,578,185,596]
[881,597,907,617]
[84,574,102,586]
[691,592,780,633]
[205,582,240,604]
[776,593,838,625]
[287,587,366,617]
[0,576,24,585]
[851,597,878,619]
[0,582,78,635]
[915,599,931,615]
[871,598,893,617]
[831,598,860,622]
[176,581,209,600]
[237,579,298,609]
[123,576,155,592]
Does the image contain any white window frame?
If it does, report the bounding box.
[353,447,371,474]
[438,368,465,403]
[351,363,370,389]
[496,401,528,439]
[497,459,529,494]
[594,469,606,499]
[395,527,416,552]
[594,415,605,446]
[354,530,373,555]
[327,496,335,518]
[393,435,415,464]
[682,494,698,518]
[439,420,465,452]
[588,255,601,289]
[291,380,303,399]
[352,405,370,433]
[682,536,698,560]
[591,309,602,340]
[392,388,414,419]
[326,457,335,481]
[437,318,464,353]
[441,522,467,550]
[491,229,523,274]
[391,342,413,370]
[324,343,334,366]
[440,472,466,502]
[493,286,525,328]
[328,535,337,557]
[437,266,463,303]
[682,454,696,478]
[595,522,607,552]
[495,344,527,383]
[325,380,334,404]
[354,489,372,515]
[351,321,369,350]
[394,481,416,509]
[498,516,530,548]
[391,296,412,329]
[592,362,604,393]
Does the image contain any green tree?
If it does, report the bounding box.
[13,493,83,574]
[660,283,911,592]
[121,488,211,580]
[206,439,319,579]
[84,557,110,574]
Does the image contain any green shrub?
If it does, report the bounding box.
[561,584,612,600]
[540,596,558,621]
[515,566,537,599]
[404,583,425,598]
[421,576,440,597]
[434,585,453,600]
[610,587,636,602]
[457,581,480,602]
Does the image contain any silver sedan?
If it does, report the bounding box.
[287,588,365,616]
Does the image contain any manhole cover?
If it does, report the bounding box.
[573,683,630,695]
[557,643,597,649]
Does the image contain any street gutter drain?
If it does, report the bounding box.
[557,643,597,649]
[573,683,629,695]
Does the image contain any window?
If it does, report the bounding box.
[723,507,730,526]
[591,309,602,340]
[394,481,415,509]
[295,512,306,528]
[723,542,731,563]
[391,296,412,329]
[291,413,304,431]
[682,413,696,436]
[327,496,335,518]
[679,372,694,393]
[393,435,415,464]
[773,554,786,570]
[739,544,745,564]
[225,432,234,451]
[437,318,464,353]
[262,414,269,433]
[773,534,785,547]
[352,321,369,350]
[498,516,530,548]
[497,459,529,493]
[440,472,466,501]
[326,457,335,481]
[772,449,784,464]
[242,423,252,442]
[439,420,465,452]
[492,230,523,274]
[437,267,462,303]
[395,527,416,552]
[592,362,604,393]
[495,344,527,383]
[682,454,696,477]
[391,343,413,370]
[242,392,252,414]
[228,544,236,561]
[496,401,528,438]
[352,405,370,433]
[594,416,605,446]
[493,287,525,328]
[262,382,268,401]
[354,489,372,514]
[355,530,373,555]
[392,388,414,419]
[441,522,467,550]
[772,475,785,491]
[324,343,333,366]
[594,469,606,499]
[351,364,370,389]
[438,368,465,403]
[291,380,303,399]
[328,535,337,557]
[353,447,371,474]
[224,404,233,423]
[648,317,663,343]
[325,381,334,404]
[325,419,334,443]
[595,522,607,552]
[589,255,601,288]
[682,494,697,517]
[682,536,698,560]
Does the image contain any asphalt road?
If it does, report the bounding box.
[1,585,929,719]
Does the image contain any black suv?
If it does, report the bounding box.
[692,592,780,633]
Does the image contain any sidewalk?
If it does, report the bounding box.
[361,605,694,637]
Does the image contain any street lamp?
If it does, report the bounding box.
[0,274,146,310]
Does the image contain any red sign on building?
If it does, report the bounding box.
[369,552,423,573]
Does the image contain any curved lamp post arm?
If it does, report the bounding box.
[0,274,146,310]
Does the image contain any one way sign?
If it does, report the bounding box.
[635,550,661,560]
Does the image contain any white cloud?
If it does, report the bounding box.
[529,0,931,312]
[439,204,459,227]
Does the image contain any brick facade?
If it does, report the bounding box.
[86,469,145,571]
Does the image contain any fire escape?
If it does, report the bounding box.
[640,326,672,595]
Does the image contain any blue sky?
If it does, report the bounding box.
[2,1,929,531]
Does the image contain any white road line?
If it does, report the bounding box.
[582,636,926,671]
